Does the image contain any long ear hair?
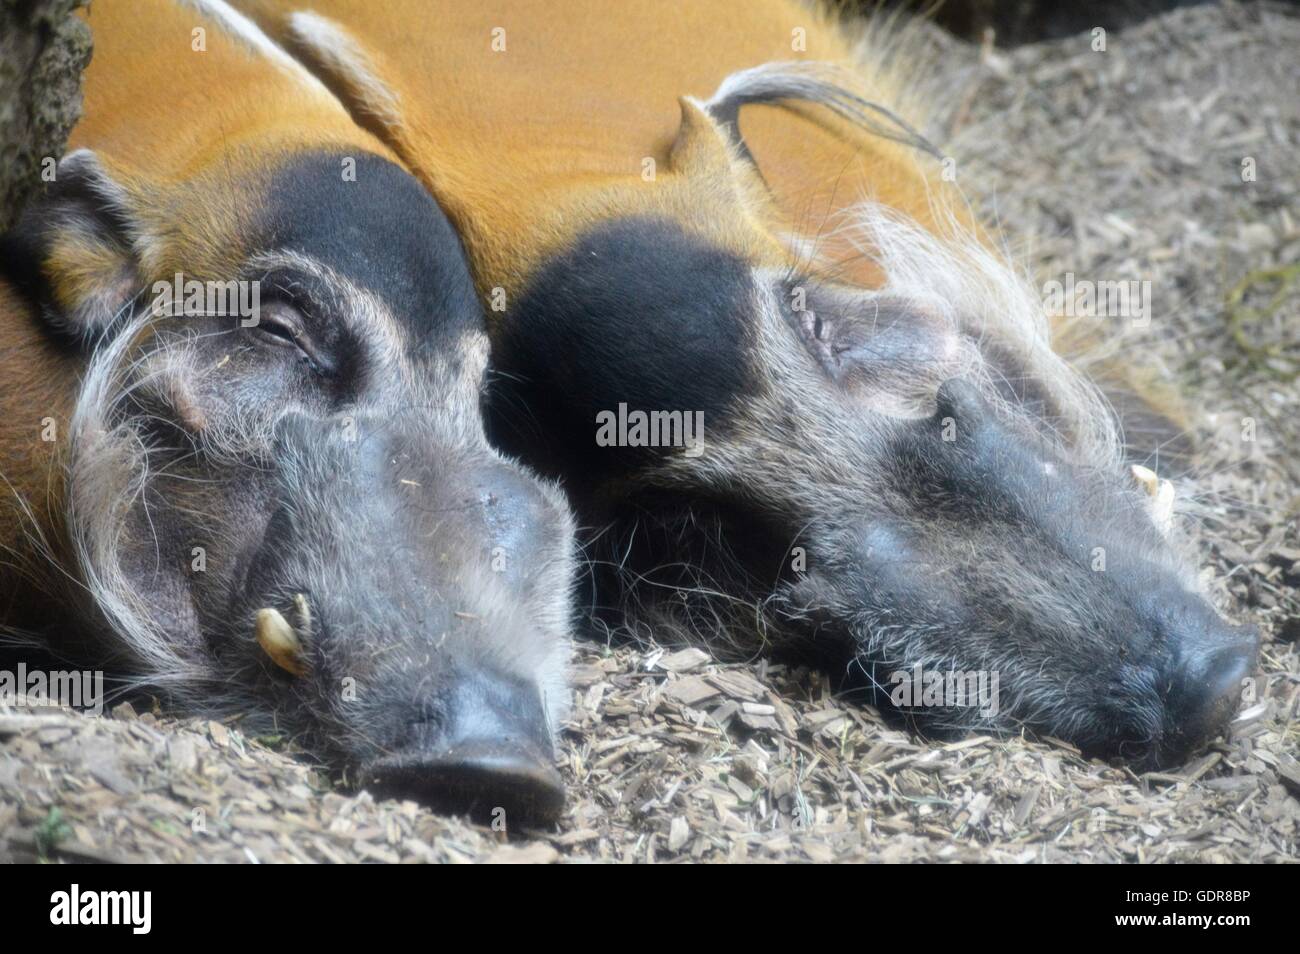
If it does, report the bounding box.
[694,56,1130,472]
[702,61,943,168]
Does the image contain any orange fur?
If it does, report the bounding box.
[235,0,962,298]
[0,0,402,607]
[234,0,1187,454]
[0,284,77,571]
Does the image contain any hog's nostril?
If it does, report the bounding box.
[1160,632,1259,765]
[366,740,565,825]
[365,669,564,824]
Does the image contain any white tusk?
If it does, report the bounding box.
[292,592,312,638]
[1130,464,1159,498]
[255,607,305,676]
[1131,464,1175,532]
[1152,479,1176,533]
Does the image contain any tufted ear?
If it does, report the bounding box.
[1,149,143,345]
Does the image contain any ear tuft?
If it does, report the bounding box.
[703,61,942,162]
[285,11,407,146]
[1,149,141,344]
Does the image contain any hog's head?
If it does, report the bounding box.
[6,148,576,821]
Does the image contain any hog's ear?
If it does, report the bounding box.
[669,98,742,178]
[666,97,777,227]
[281,11,409,146]
[669,97,774,195]
[1,149,143,345]
[791,289,969,416]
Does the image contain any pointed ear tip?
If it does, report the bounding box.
[676,96,713,122]
[49,147,134,209]
[57,147,102,174]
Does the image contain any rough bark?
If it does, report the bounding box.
[0,0,91,232]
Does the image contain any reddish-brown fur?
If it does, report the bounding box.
[234,0,965,296]
[1,0,406,615]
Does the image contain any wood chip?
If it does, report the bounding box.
[667,815,690,852]
[664,676,721,707]
[483,842,559,864]
[656,648,711,673]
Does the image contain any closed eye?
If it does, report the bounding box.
[248,299,337,375]
[253,311,299,347]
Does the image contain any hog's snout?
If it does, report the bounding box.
[1154,623,1258,766]
[364,670,564,825]
[809,378,1265,769]
[232,411,573,822]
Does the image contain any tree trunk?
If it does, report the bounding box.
[0,0,91,231]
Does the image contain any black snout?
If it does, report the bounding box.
[1157,626,1259,765]
[365,671,564,826]
[368,742,565,827]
